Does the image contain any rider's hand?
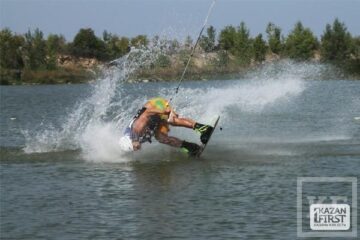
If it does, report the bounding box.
[132,141,141,151]
[164,107,172,114]
[171,110,179,117]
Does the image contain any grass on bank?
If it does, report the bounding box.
[0,67,95,85]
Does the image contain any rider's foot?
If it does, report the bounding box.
[193,123,214,144]
[181,141,202,156]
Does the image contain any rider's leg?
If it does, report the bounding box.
[168,117,195,129]
[168,114,214,144]
[155,131,182,147]
[155,131,201,156]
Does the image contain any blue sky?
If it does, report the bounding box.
[1,0,359,41]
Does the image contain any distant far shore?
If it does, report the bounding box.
[1,52,359,86]
[1,19,359,85]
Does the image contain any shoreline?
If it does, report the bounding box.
[1,56,359,86]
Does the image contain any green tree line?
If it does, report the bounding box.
[0,18,359,84]
[214,19,358,68]
[201,19,358,74]
[0,28,135,70]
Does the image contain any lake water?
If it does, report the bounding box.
[1,61,360,239]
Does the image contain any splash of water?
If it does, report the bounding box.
[168,60,308,122]
[23,44,166,158]
[24,45,331,162]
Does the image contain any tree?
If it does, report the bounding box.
[234,22,252,65]
[199,25,216,52]
[0,28,25,69]
[266,22,283,54]
[131,35,148,48]
[23,28,47,69]
[253,34,267,62]
[353,36,360,59]
[102,31,130,60]
[285,22,318,60]
[320,18,353,62]
[46,34,66,54]
[346,36,360,75]
[71,28,107,60]
[117,37,130,56]
[219,25,236,51]
[102,30,111,42]
[46,34,66,69]
[218,23,253,65]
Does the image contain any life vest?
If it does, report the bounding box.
[132,97,170,143]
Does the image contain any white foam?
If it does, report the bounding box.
[79,122,129,163]
[171,74,305,123]
[23,46,161,157]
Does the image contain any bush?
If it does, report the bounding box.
[266,22,283,54]
[200,26,216,52]
[321,18,353,62]
[71,28,107,60]
[0,29,25,69]
[155,54,171,68]
[253,34,267,62]
[285,22,318,60]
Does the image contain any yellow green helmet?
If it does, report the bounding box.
[146,97,170,120]
[147,97,170,111]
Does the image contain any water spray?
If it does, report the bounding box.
[169,0,217,104]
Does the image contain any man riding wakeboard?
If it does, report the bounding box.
[119,97,213,156]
